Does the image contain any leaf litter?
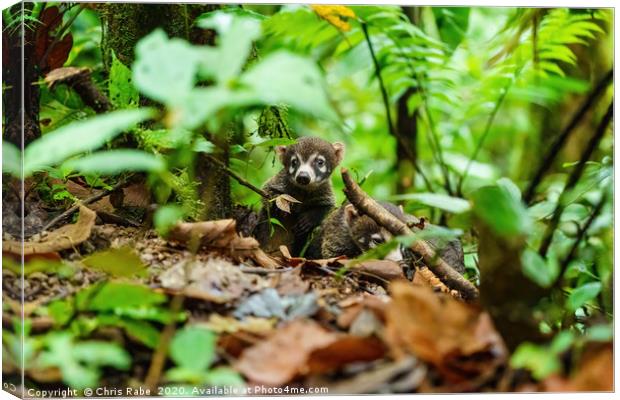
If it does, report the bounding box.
[2,211,611,393]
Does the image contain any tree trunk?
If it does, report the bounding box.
[98,3,216,71]
[98,3,233,220]
[395,87,419,193]
[3,3,41,146]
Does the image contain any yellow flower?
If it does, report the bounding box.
[311,5,357,32]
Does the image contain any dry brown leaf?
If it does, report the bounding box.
[198,314,276,335]
[570,343,612,391]
[384,281,507,383]
[347,260,405,281]
[236,319,337,385]
[307,336,386,374]
[2,206,96,255]
[159,258,270,303]
[236,319,384,385]
[274,194,301,214]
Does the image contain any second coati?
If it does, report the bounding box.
[306,201,466,275]
[253,137,345,256]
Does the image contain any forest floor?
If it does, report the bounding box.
[1,180,612,394]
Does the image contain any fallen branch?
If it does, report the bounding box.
[42,178,130,231]
[205,154,270,199]
[341,168,479,301]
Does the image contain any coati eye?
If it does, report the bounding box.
[291,158,298,168]
[315,157,325,167]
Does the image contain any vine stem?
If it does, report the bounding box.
[456,77,513,196]
[524,69,613,203]
[360,20,434,193]
[552,190,607,290]
[538,101,613,258]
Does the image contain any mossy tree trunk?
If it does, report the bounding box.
[98,3,232,220]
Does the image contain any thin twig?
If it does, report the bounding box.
[205,154,269,199]
[552,191,607,289]
[457,76,514,196]
[524,69,613,203]
[538,101,613,257]
[360,21,434,193]
[145,294,184,392]
[377,21,454,195]
[42,178,131,231]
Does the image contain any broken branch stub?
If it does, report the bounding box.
[340,168,479,301]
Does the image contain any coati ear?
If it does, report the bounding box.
[332,142,345,164]
[275,145,287,164]
[343,203,359,227]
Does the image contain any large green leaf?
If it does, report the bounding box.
[567,282,602,311]
[521,248,558,288]
[23,108,154,176]
[196,10,262,83]
[511,342,561,380]
[109,51,139,108]
[2,141,20,177]
[241,51,339,122]
[432,7,470,52]
[133,29,215,105]
[391,192,471,213]
[471,184,532,236]
[169,325,217,371]
[76,282,166,312]
[63,150,165,175]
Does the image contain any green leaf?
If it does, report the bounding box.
[47,299,75,326]
[109,51,139,108]
[154,205,185,236]
[585,324,612,342]
[133,30,208,105]
[193,137,216,153]
[72,341,131,369]
[96,315,161,349]
[63,150,165,175]
[169,326,217,371]
[23,108,154,176]
[82,247,147,277]
[39,332,130,390]
[196,11,262,83]
[2,141,20,177]
[432,7,470,52]
[76,282,166,312]
[497,177,522,201]
[472,185,532,236]
[240,51,338,122]
[567,282,602,311]
[521,248,557,288]
[550,331,574,354]
[204,367,245,387]
[165,366,208,384]
[390,192,471,214]
[511,342,561,380]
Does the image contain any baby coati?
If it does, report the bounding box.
[253,137,345,256]
[306,201,466,275]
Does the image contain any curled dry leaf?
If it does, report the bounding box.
[159,258,271,303]
[274,194,301,214]
[198,314,276,335]
[168,219,277,267]
[347,260,405,281]
[3,206,96,255]
[384,281,507,383]
[236,319,385,386]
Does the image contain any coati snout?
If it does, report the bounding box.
[275,137,344,189]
